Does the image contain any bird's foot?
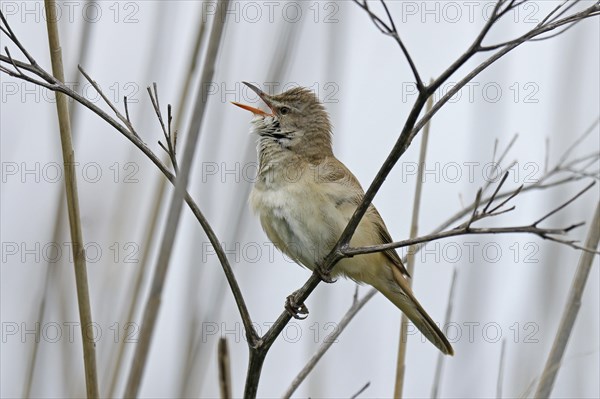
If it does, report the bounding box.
[315,264,337,284]
[285,290,309,320]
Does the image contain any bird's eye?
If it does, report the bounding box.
[279,106,290,115]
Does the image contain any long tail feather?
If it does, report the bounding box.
[380,267,454,356]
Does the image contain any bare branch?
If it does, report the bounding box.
[482,172,510,214]
[0,11,255,393]
[479,3,600,51]
[352,0,424,91]
[148,83,178,173]
[464,188,482,230]
[4,47,22,75]
[536,0,572,28]
[350,381,371,399]
[281,289,377,398]
[532,181,596,226]
[0,54,58,89]
[344,181,598,256]
[484,134,519,193]
[78,65,135,133]
[0,9,36,65]
[529,19,585,43]
[124,96,132,127]
[487,184,523,215]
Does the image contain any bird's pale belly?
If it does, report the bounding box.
[250,182,343,271]
[249,181,384,285]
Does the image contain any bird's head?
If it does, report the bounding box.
[232,82,333,161]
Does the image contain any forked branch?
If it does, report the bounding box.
[0,7,256,357]
[345,178,598,257]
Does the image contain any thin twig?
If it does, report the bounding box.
[479,3,600,51]
[0,10,36,64]
[148,84,179,172]
[124,96,132,126]
[344,180,598,256]
[352,0,424,91]
[344,220,597,257]
[482,172,510,214]
[281,289,377,398]
[466,188,483,229]
[4,47,22,75]
[532,181,595,226]
[78,65,134,133]
[418,5,600,136]
[487,185,524,215]
[350,381,371,399]
[536,0,571,27]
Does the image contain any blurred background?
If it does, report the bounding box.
[1,0,598,398]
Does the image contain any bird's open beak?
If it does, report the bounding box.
[231,81,273,116]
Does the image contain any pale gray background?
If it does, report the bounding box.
[1,1,599,398]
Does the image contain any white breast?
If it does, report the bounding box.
[249,170,345,270]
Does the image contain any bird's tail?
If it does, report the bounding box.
[376,268,454,356]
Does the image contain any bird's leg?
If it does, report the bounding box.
[315,262,337,284]
[285,290,309,320]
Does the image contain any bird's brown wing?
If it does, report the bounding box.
[371,207,411,278]
[320,157,410,279]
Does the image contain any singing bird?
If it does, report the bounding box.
[232,82,453,355]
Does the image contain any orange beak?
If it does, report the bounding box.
[231,101,270,116]
[231,81,273,116]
